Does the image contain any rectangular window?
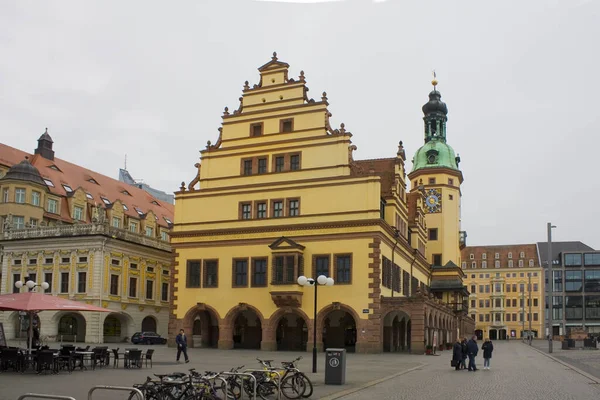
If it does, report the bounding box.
[485,300,490,308]
[565,270,583,292]
[479,314,484,322]
[112,216,120,228]
[586,295,600,319]
[272,201,283,218]
[471,299,476,308]
[335,255,352,284]
[533,298,539,307]
[15,188,26,203]
[428,178,436,184]
[250,123,263,137]
[518,259,524,267]
[29,218,38,227]
[110,275,119,295]
[585,270,600,292]
[129,221,138,233]
[584,254,600,266]
[315,256,330,278]
[485,314,490,322]
[565,296,583,320]
[31,191,41,206]
[252,258,267,287]
[73,206,84,221]
[506,313,511,322]
[553,296,563,320]
[48,199,58,214]
[288,199,299,216]
[258,158,267,174]
[448,178,454,185]
[161,231,168,241]
[533,283,538,291]
[161,282,169,301]
[12,274,21,293]
[470,284,476,294]
[44,273,52,293]
[482,261,487,268]
[553,270,563,292]
[281,119,293,133]
[129,277,137,298]
[508,260,513,268]
[565,253,582,266]
[433,254,442,266]
[60,272,69,293]
[145,280,154,299]
[256,202,267,219]
[243,159,253,175]
[275,156,285,172]
[78,272,86,293]
[2,188,8,202]
[241,203,252,220]
[186,260,201,288]
[14,216,25,230]
[234,259,248,287]
[204,260,218,288]
[428,228,438,241]
[485,285,490,293]
[290,154,300,171]
[145,227,153,237]
[273,255,298,284]
[479,300,484,308]
[506,298,511,307]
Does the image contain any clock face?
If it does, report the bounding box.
[425,188,442,213]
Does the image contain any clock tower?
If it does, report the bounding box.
[408,78,465,268]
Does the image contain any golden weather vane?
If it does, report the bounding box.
[431,70,438,89]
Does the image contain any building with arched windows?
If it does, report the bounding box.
[169,54,474,353]
[0,133,173,343]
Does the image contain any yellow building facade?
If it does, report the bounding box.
[170,54,474,353]
[461,244,544,340]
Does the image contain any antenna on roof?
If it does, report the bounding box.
[124,154,127,170]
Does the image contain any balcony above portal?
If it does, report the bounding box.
[270,291,303,308]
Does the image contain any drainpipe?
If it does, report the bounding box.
[99,238,107,343]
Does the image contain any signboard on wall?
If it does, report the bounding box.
[0,322,6,347]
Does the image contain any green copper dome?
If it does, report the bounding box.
[411,140,459,172]
[411,86,461,173]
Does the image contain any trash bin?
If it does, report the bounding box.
[325,348,346,385]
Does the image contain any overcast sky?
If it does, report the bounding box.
[1,0,598,249]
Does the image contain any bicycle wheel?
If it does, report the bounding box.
[297,373,313,398]
[221,379,242,400]
[281,375,306,399]
[258,382,278,400]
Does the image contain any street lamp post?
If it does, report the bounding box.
[521,290,525,342]
[297,275,334,373]
[528,273,533,345]
[547,222,557,353]
[15,279,50,353]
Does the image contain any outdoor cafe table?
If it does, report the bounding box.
[122,349,145,369]
[73,351,94,371]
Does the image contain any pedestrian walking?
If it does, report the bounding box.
[460,337,468,370]
[467,335,479,371]
[452,339,463,370]
[176,329,190,363]
[482,338,494,370]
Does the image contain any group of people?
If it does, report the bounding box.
[452,335,494,371]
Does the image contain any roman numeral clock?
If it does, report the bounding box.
[425,188,442,213]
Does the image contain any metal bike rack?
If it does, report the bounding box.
[18,395,77,400]
[214,376,228,400]
[219,371,257,400]
[88,385,144,400]
[245,368,282,400]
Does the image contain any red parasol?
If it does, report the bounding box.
[0,292,112,352]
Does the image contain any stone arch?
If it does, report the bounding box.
[268,308,310,351]
[141,315,158,333]
[317,303,361,353]
[224,304,265,350]
[51,311,87,342]
[102,312,134,343]
[183,304,221,349]
[382,310,411,352]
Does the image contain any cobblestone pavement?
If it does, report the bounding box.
[337,341,600,400]
[0,341,422,400]
[530,339,600,381]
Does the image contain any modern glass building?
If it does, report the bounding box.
[538,241,599,337]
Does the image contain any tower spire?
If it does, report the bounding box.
[432,70,438,90]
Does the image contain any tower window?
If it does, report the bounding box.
[433,254,442,266]
[428,178,436,184]
[428,228,438,241]
[448,178,454,185]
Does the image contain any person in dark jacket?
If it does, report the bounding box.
[460,338,468,370]
[175,329,189,363]
[482,338,494,370]
[466,335,479,371]
[451,339,462,370]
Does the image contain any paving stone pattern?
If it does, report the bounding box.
[2,341,600,400]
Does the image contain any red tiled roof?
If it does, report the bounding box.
[461,244,540,269]
[0,143,173,227]
[350,158,396,196]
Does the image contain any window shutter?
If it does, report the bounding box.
[297,255,304,278]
